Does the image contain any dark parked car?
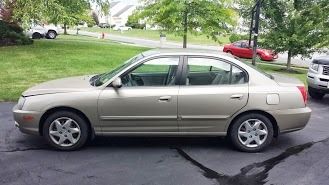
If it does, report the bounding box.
[307,56,329,99]
[98,23,115,28]
[223,40,278,61]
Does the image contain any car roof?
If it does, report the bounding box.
[141,48,232,59]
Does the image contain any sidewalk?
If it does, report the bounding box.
[67,29,327,68]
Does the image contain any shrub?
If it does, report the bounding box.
[126,23,146,29]
[229,33,249,43]
[0,20,33,46]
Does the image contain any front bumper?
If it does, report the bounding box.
[13,105,41,136]
[268,107,312,134]
[307,73,329,93]
[262,54,278,61]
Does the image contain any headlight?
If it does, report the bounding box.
[17,96,26,110]
[310,63,319,71]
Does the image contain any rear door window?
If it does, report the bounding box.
[185,57,247,85]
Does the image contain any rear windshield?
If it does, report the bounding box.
[243,60,274,79]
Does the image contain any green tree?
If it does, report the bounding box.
[141,0,237,48]
[127,9,145,29]
[92,11,100,25]
[11,0,91,33]
[93,0,111,25]
[47,0,91,34]
[240,0,329,70]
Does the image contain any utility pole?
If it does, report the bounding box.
[249,0,263,66]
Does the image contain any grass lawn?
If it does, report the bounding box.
[0,35,148,101]
[256,63,307,85]
[0,35,307,101]
[80,27,230,45]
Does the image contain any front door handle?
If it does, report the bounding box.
[158,96,171,102]
[231,94,244,100]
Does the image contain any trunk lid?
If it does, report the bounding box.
[271,73,304,87]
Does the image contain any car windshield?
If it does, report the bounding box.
[91,54,144,86]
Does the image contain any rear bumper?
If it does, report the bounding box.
[12,105,41,136]
[268,107,312,134]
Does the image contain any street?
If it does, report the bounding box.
[1,98,329,185]
[68,30,329,68]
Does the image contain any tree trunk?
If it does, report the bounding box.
[182,1,188,48]
[287,50,292,71]
[64,23,67,35]
[183,31,187,48]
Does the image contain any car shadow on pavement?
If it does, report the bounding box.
[308,95,329,106]
[88,136,232,150]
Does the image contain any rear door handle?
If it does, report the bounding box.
[230,94,244,100]
[159,96,171,102]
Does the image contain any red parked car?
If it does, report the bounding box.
[223,40,278,61]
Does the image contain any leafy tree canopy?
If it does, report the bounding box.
[140,0,238,47]
[238,0,329,70]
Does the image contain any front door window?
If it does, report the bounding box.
[121,57,179,87]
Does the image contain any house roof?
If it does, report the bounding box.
[110,1,120,8]
[113,5,134,17]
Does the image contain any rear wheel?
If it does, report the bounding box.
[43,111,89,151]
[229,113,274,152]
[46,30,57,39]
[308,87,325,100]
[256,54,263,61]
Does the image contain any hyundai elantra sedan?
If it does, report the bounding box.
[13,49,311,152]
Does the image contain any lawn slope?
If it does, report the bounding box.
[0,35,147,101]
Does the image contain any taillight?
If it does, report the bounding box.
[297,86,308,105]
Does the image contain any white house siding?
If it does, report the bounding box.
[97,1,136,26]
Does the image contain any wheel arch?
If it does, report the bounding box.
[39,106,94,139]
[47,29,57,35]
[32,32,42,38]
[227,110,279,137]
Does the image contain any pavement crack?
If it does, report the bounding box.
[173,137,329,185]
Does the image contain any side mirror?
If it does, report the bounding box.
[112,77,122,88]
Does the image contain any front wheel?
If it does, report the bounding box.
[43,111,89,151]
[32,32,42,39]
[229,113,274,152]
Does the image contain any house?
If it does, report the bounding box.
[97,1,136,26]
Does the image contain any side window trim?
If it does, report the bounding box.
[181,56,249,86]
[117,55,183,87]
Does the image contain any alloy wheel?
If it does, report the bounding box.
[237,119,268,148]
[48,117,81,147]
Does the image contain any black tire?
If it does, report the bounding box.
[256,53,263,61]
[46,30,57,39]
[32,32,42,39]
[308,87,325,100]
[43,111,89,151]
[229,113,274,152]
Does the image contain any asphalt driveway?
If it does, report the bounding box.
[1,98,329,185]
